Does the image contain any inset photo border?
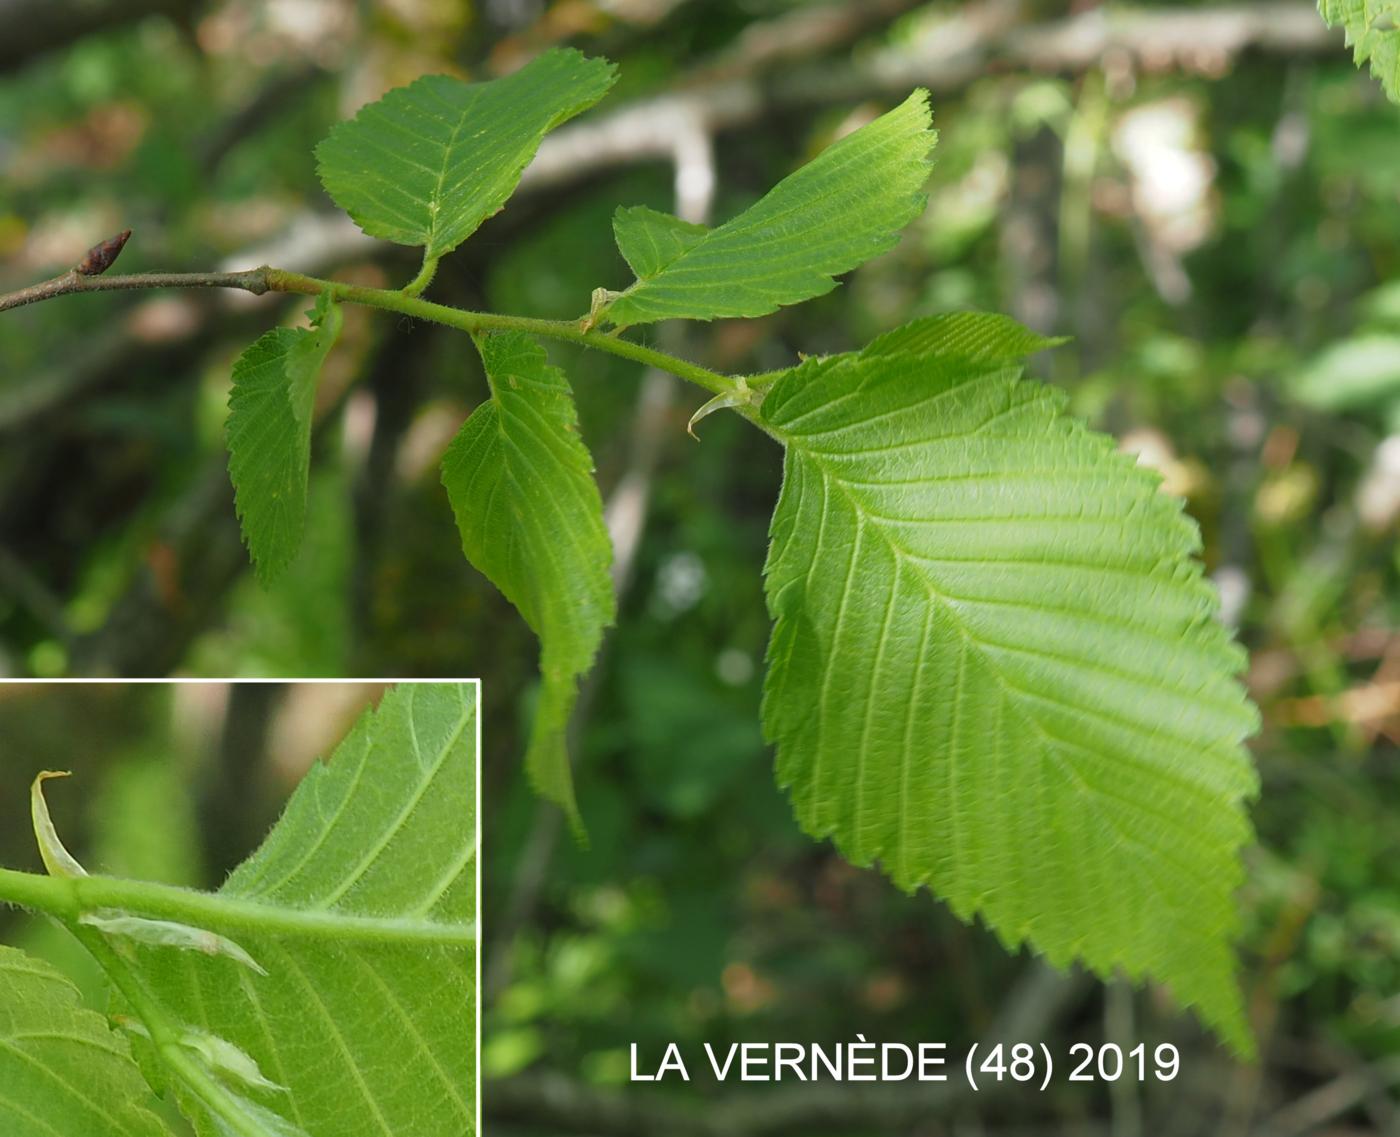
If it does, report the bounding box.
[0,678,479,1137]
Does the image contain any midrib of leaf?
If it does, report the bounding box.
[66,878,473,946]
[0,866,474,949]
[421,84,469,257]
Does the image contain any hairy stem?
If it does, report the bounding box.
[0,866,475,947]
[267,269,741,399]
[0,262,749,406]
[402,252,440,297]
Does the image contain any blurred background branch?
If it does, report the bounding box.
[0,0,201,75]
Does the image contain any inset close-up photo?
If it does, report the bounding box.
[0,680,477,1137]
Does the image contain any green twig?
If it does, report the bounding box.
[266,269,743,401]
[0,866,475,947]
[0,263,748,408]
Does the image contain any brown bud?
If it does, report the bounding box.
[75,229,132,276]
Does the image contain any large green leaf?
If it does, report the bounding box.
[598,91,935,328]
[0,946,170,1137]
[1319,0,1400,103]
[315,50,616,261]
[441,332,613,829]
[226,293,342,582]
[108,683,476,1137]
[759,314,1259,1052]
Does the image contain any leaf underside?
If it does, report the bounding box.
[600,90,936,327]
[1319,0,1400,102]
[130,683,477,1137]
[315,49,616,260]
[0,946,170,1137]
[441,332,614,829]
[226,293,342,582]
[760,313,1259,1053]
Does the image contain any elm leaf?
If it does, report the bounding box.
[441,333,614,830]
[0,945,170,1137]
[226,293,342,582]
[599,91,935,327]
[315,49,616,261]
[760,314,1259,1053]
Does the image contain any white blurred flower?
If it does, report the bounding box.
[1358,434,1400,531]
[1113,98,1218,255]
[655,550,707,616]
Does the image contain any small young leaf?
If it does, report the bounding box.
[598,91,935,328]
[760,315,1259,1053]
[0,945,171,1136]
[315,49,616,261]
[441,333,614,829]
[1318,0,1400,103]
[226,292,342,582]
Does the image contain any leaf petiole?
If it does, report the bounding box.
[402,252,440,297]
